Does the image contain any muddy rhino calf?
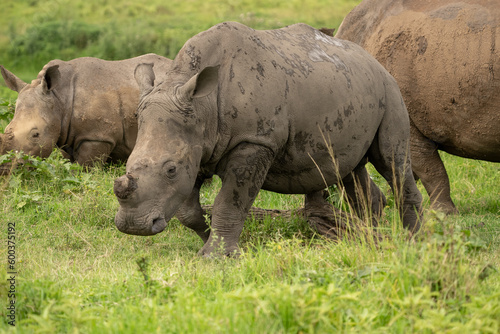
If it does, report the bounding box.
[113,22,423,257]
[0,54,172,169]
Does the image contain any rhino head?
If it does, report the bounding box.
[0,64,63,159]
[113,64,218,236]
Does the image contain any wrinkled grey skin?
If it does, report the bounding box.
[114,22,422,256]
[0,54,171,169]
[336,0,500,214]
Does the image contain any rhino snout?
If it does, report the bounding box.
[114,173,138,200]
[114,209,167,236]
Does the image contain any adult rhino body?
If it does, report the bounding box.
[336,0,500,213]
[0,54,172,168]
[114,22,422,256]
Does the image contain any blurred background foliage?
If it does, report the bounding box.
[0,0,360,82]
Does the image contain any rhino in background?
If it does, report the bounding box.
[0,54,172,169]
[336,0,500,214]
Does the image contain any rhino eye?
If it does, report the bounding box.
[162,161,177,179]
[29,129,40,140]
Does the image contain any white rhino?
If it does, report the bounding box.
[0,54,172,168]
[113,22,423,256]
[336,0,500,213]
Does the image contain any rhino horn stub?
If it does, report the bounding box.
[0,132,12,154]
[114,173,138,200]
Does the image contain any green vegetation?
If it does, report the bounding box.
[0,0,360,81]
[0,150,498,333]
[1,0,499,332]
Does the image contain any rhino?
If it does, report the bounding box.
[113,22,423,256]
[0,54,172,168]
[0,50,384,225]
[336,0,500,214]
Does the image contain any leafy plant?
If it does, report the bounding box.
[1,149,97,202]
[0,98,15,126]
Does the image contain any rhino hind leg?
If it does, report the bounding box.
[409,121,458,215]
[368,114,423,234]
[304,190,380,242]
[341,164,387,225]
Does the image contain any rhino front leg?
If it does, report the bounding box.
[74,140,113,167]
[409,121,458,214]
[199,143,274,257]
[175,176,211,243]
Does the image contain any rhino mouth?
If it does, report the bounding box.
[115,210,168,236]
[151,217,167,234]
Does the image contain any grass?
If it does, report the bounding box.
[0,0,360,81]
[0,149,498,333]
[0,0,360,106]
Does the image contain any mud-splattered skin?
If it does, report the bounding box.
[114,22,422,256]
[0,54,171,168]
[336,0,500,213]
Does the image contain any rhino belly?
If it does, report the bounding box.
[262,136,375,194]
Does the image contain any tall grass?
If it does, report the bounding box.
[0,149,498,333]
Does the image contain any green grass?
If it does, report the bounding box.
[0,0,360,80]
[0,149,498,333]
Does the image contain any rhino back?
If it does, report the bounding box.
[337,0,500,161]
[63,54,171,162]
[169,22,403,192]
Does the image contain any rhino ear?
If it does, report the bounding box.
[135,63,155,95]
[41,65,61,93]
[181,66,219,100]
[1,65,27,93]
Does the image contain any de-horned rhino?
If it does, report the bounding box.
[336,0,500,214]
[0,54,172,168]
[113,22,423,256]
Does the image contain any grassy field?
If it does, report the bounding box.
[1,0,500,333]
[0,149,498,333]
[0,0,360,81]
